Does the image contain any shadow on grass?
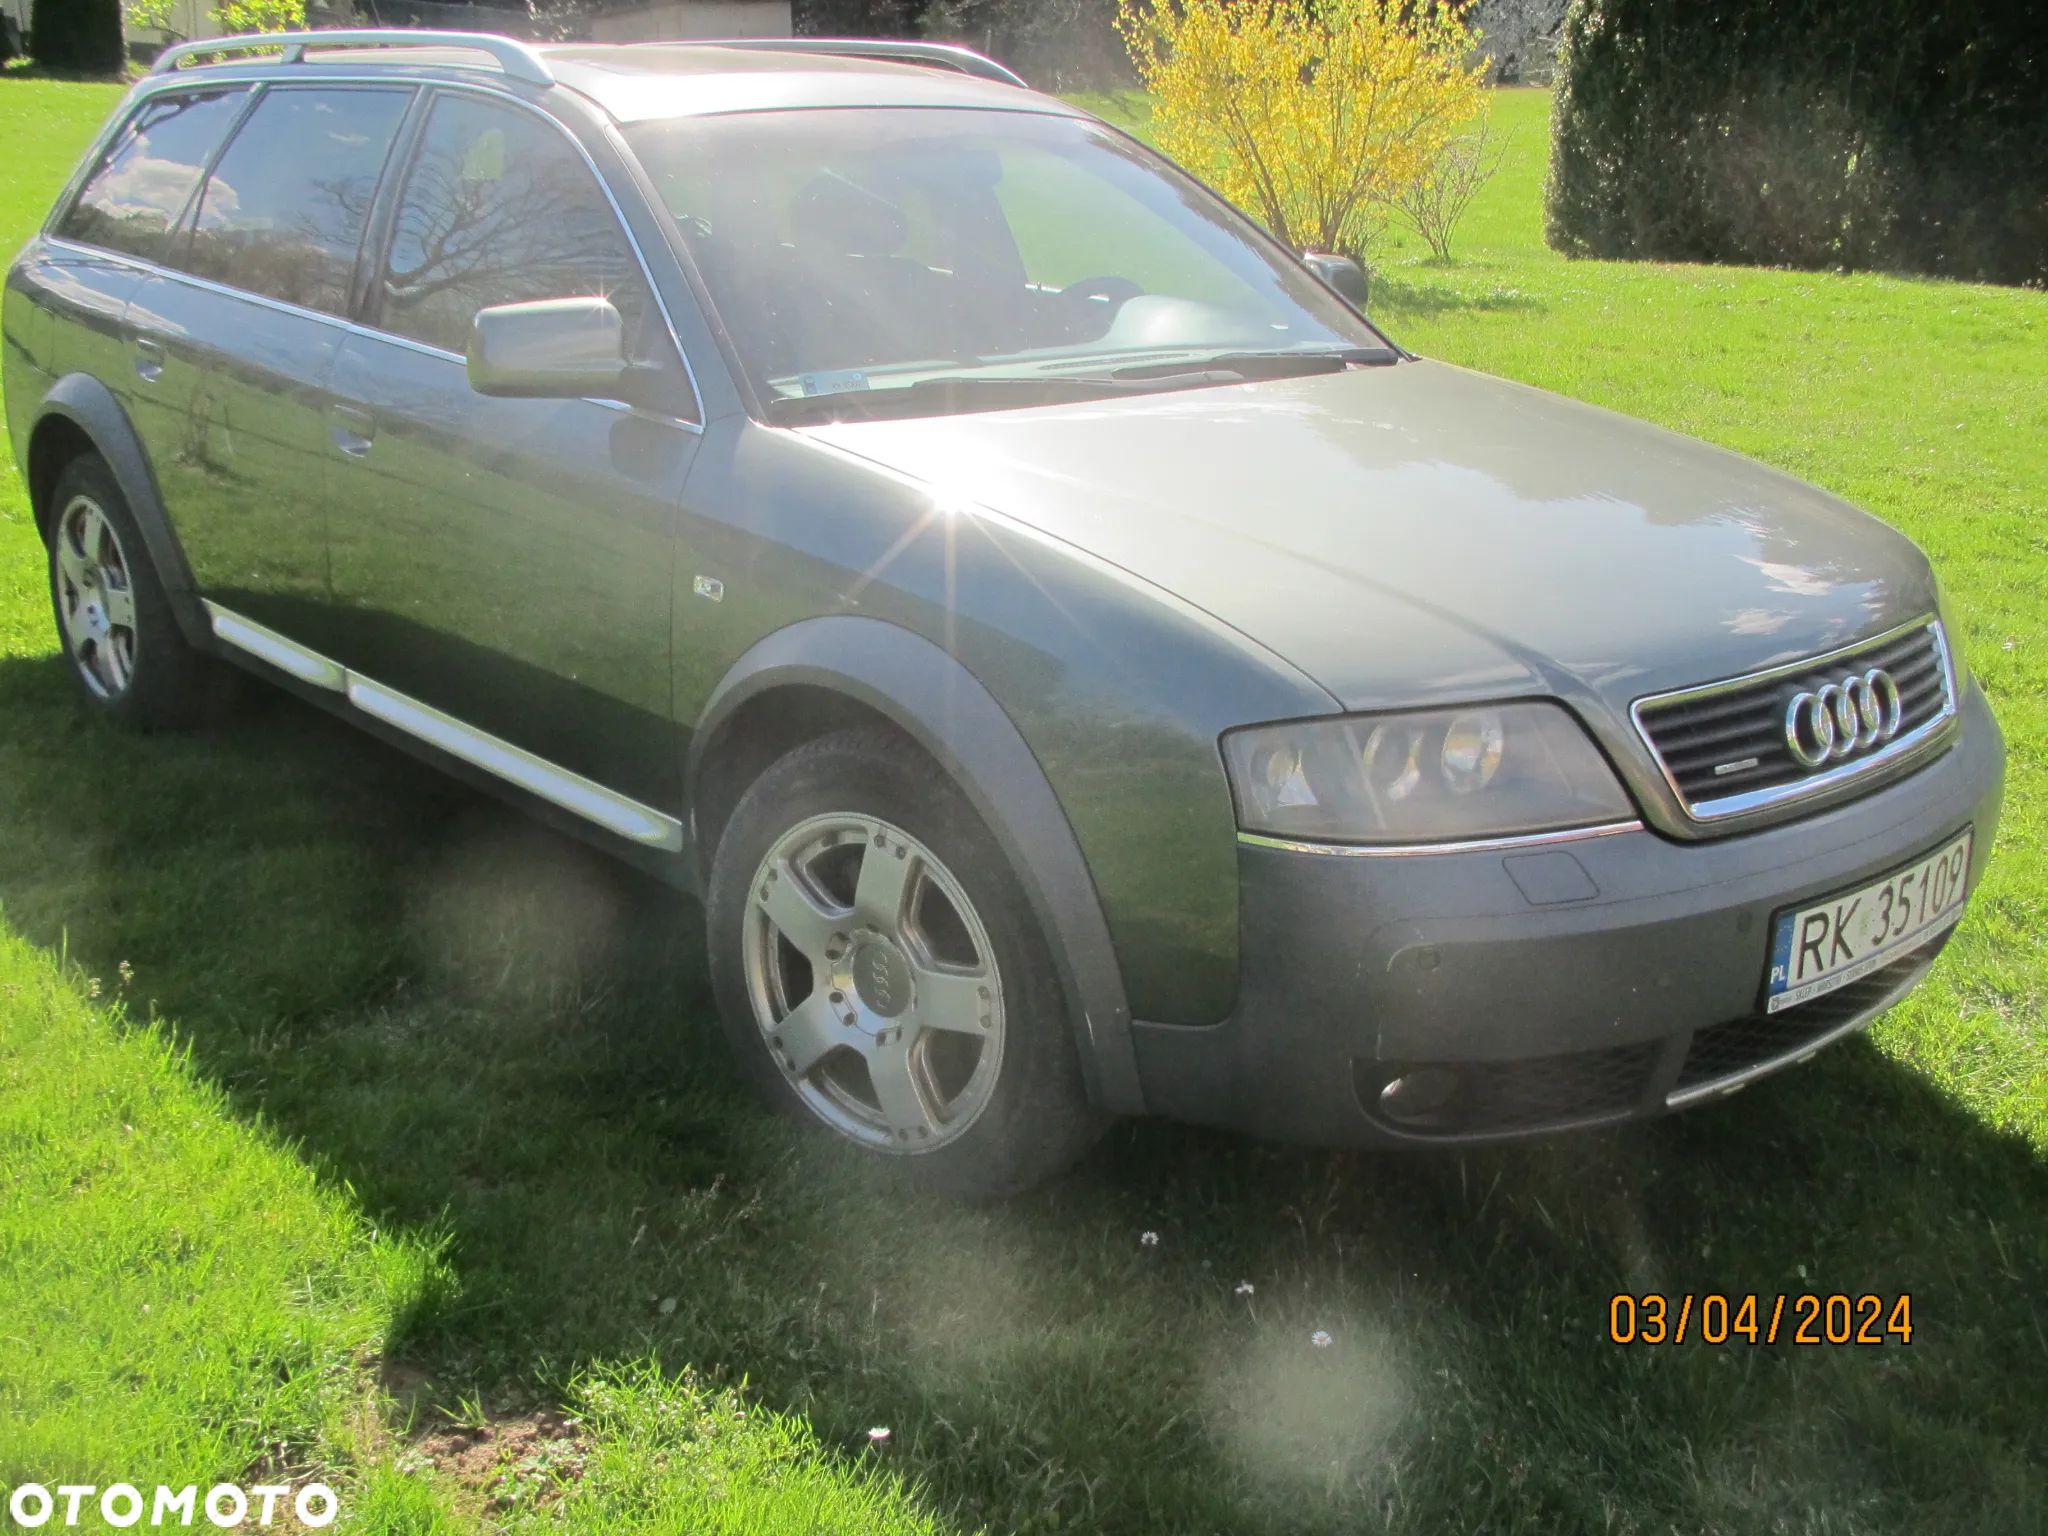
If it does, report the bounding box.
[1,649,2043,1534]
[1369,270,1549,320]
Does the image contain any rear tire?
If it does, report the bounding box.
[45,456,228,730]
[705,728,1108,1199]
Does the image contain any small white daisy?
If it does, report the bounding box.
[1235,1281,1255,1297]
[1140,1230,1160,1247]
[867,1426,891,1446]
[1311,1329,1333,1349]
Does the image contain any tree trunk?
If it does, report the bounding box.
[31,0,126,75]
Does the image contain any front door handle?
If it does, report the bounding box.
[132,338,164,383]
[330,404,375,459]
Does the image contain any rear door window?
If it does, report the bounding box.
[56,88,249,262]
[376,93,652,356]
[180,86,413,315]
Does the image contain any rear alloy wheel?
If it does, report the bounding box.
[53,492,139,701]
[707,729,1106,1197]
[743,811,1006,1150]
[45,455,229,729]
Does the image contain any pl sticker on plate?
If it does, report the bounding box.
[1765,829,1972,1013]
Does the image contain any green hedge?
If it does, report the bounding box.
[1545,0,2048,287]
[29,0,125,75]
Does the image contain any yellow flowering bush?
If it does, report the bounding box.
[214,0,305,31]
[125,0,304,39]
[1118,0,1489,259]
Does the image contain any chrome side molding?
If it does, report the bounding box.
[203,602,346,691]
[1237,820,1643,858]
[204,602,683,852]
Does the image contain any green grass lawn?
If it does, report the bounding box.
[4,78,2046,1535]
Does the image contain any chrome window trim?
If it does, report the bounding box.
[45,234,476,367]
[41,80,259,260]
[1630,616,1958,824]
[384,83,706,425]
[1236,820,1644,859]
[41,74,706,431]
[40,100,139,242]
[203,602,683,851]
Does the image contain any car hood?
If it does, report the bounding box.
[797,360,1937,718]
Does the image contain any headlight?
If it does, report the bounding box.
[1224,701,1634,844]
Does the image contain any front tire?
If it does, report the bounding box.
[45,456,225,730]
[705,729,1107,1198]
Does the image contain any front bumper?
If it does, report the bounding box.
[1129,684,2005,1147]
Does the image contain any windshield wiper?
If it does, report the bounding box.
[1105,346,1396,381]
[766,348,1400,423]
[765,373,1144,424]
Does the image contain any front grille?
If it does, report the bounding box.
[1458,1041,1661,1132]
[1672,933,1949,1095]
[1634,619,1954,819]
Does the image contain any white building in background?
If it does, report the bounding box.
[114,0,790,53]
[583,1,790,41]
[125,0,230,47]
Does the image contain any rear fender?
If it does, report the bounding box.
[29,373,209,649]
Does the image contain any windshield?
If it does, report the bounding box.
[622,108,1396,421]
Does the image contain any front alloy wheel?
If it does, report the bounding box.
[744,813,1005,1150]
[706,728,1107,1197]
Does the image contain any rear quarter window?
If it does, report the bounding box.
[56,88,249,262]
[180,86,413,315]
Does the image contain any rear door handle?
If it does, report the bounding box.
[330,404,375,458]
[132,338,164,383]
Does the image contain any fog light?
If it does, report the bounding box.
[1378,1067,1460,1125]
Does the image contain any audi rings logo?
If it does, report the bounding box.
[1785,669,1904,768]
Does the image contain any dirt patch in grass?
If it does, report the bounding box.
[416,1408,591,1514]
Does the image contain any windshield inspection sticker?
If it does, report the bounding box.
[800,370,871,397]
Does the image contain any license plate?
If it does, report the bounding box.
[1765,829,1973,1013]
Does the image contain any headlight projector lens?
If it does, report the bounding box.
[1440,709,1505,793]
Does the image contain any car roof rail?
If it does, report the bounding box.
[150,28,556,88]
[686,37,1026,89]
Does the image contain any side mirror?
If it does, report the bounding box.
[467,296,628,400]
[1302,251,1370,312]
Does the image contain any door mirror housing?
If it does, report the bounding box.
[467,297,629,400]
[1302,251,1370,312]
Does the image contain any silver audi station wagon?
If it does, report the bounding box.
[3,33,2003,1195]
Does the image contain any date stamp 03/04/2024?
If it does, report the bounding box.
[1608,1293,1915,1346]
